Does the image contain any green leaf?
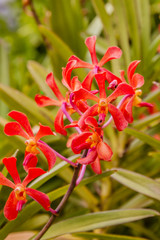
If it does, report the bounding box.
[124,127,160,150]
[124,0,140,59]
[132,112,160,129]
[17,214,49,231]
[27,61,53,98]
[0,41,10,117]
[111,168,160,201]
[142,87,160,102]
[73,232,148,240]
[39,25,86,80]
[112,0,130,66]
[91,0,120,74]
[0,83,54,127]
[40,209,159,239]
[0,170,114,239]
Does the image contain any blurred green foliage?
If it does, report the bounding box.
[0,0,160,239]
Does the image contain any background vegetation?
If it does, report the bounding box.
[0,0,160,239]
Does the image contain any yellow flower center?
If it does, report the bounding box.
[25,138,40,155]
[133,90,142,106]
[86,132,101,148]
[14,184,26,201]
[98,98,108,115]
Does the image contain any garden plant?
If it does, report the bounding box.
[0,1,160,240]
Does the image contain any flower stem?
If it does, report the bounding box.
[61,102,81,134]
[33,163,81,240]
[33,150,87,240]
[38,140,78,167]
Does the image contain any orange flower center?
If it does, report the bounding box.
[86,132,101,148]
[98,98,108,115]
[133,90,142,106]
[25,138,40,155]
[14,184,26,201]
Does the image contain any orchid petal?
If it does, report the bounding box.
[3,157,21,184]
[71,132,92,154]
[78,104,98,129]
[95,72,107,98]
[97,141,113,161]
[82,71,95,90]
[91,157,102,174]
[85,36,98,64]
[107,83,135,103]
[54,108,67,136]
[139,102,154,108]
[127,60,141,83]
[16,200,26,212]
[8,111,34,137]
[35,95,61,107]
[4,191,18,220]
[98,46,122,67]
[71,76,82,91]
[35,123,55,141]
[23,168,46,187]
[66,133,79,148]
[46,73,64,101]
[37,141,57,170]
[121,96,134,123]
[26,188,50,211]
[4,122,30,139]
[74,88,99,103]
[85,116,98,128]
[130,73,144,89]
[0,172,15,189]
[62,60,78,89]
[69,55,93,69]
[108,103,128,131]
[120,70,126,82]
[77,149,97,164]
[105,69,122,84]
[23,153,38,172]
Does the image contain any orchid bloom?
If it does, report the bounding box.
[4,111,56,171]
[35,73,75,135]
[119,61,153,123]
[73,72,135,130]
[67,36,122,90]
[0,157,55,220]
[71,117,113,174]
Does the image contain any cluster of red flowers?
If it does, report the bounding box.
[1,36,152,220]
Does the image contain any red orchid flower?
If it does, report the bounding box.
[35,73,75,135]
[67,36,122,90]
[119,61,153,123]
[4,111,56,171]
[71,117,113,174]
[73,72,135,130]
[0,157,54,220]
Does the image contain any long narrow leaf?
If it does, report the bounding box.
[112,168,160,201]
[40,209,159,239]
[124,127,160,149]
[73,232,148,240]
